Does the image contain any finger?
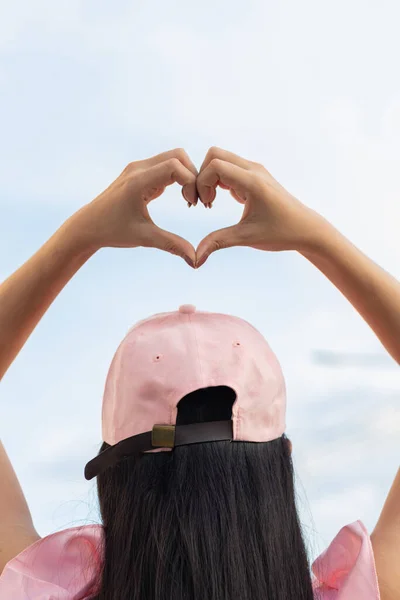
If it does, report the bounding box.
[195,224,242,268]
[196,158,253,206]
[141,158,197,205]
[200,146,254,173]
[144,148,198,176]
[144,148,198,205]
[229,188,246,204]
[150,225,196,268]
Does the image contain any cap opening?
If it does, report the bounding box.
[176,386,236,426]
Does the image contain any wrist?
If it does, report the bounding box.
[58,209,102,258]
[298,211,344,259]
[52,217,100,266]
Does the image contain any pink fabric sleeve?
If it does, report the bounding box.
[0,524,103,599]
[312,520,381,600]
[0,520,381,599]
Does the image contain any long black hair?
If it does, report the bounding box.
[91,386,316,600]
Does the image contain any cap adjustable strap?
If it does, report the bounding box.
[84,420,233,481]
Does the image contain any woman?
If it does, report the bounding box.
[0,147,398,600]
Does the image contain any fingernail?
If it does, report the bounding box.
[196,254,208,268]
[183,189,193,206]
[183,256,195,268]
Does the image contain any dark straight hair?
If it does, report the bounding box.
[91,386,316,600]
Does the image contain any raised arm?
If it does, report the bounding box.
[196,146,400,363]
[0,149,197,573]
[195,146,400,600]
[0,149,197,382]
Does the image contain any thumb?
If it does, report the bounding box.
[196,225,241,268]
[151,225,196,268]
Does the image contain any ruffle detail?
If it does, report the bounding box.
[312,520,380,599]
[0,525,103,599]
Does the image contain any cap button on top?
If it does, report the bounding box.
[179,304,196,314]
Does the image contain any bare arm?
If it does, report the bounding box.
[300,222,400,600]
[196,149,400,365]
[0,151,197,382]
[0,229,94,571]
[195,146,400,599]
[0,149,198,573]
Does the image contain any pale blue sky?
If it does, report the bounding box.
[0,0,399,562]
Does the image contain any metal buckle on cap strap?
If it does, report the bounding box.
[152,424,176,448]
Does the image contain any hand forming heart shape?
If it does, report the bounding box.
[71,147,322,268]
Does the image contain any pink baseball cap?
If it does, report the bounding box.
[85,305,286,480]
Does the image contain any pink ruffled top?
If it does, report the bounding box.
[0,520,380,599]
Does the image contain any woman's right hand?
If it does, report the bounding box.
[65,148,198,267]
[195,147,327,267]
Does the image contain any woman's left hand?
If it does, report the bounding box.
[67,148,198,267]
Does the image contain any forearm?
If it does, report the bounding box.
[301,220,400,364]
[0,217,96,380]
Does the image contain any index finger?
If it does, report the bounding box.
[200,146,254,173]
[143,148,199,205]
[144,148,198,175]
[141,158,198,204]
[196,158,253,206]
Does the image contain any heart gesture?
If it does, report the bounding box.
[70,146,324,268]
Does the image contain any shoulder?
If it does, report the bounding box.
[0,524,104,598]
[312,520,381,600]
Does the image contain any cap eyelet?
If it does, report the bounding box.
[234,341,241,347]
[153,354,163,362]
